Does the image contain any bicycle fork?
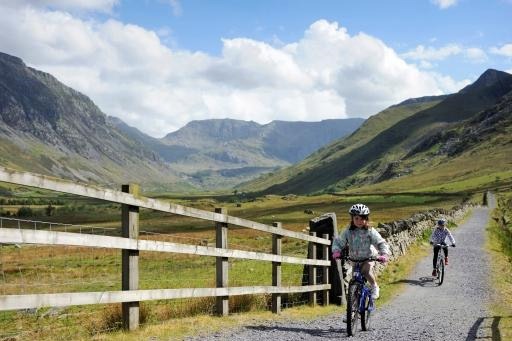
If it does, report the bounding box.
[359,287,375,313]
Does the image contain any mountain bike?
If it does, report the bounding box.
[345,257,380,336]
[432,243,454,286]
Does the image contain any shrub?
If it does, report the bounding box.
[17,206,34,217]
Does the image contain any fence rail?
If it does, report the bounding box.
[0,284,331,311]
[0,228,329,266]
[0,166,332,330]
[0,166,329,245]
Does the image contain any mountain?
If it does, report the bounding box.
[113,117,364,189]
[1,52,363,191]
[241,69,512,194]
[0,52,189,191]
[239,94,448,192]
[347,87,512,194]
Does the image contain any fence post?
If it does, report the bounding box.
[308,231,317,306]
[121,184,140,330]
[272,222,282,314]
[215,207,229,316]
[322,233,329,305]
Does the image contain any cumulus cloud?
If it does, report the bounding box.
[490,43,512,57]
[0,5,467,137]
[431,0,458,9]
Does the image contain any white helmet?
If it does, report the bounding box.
[349,203,370,216]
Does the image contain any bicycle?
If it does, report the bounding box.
[432,243,454,286]
[345,257,381,336]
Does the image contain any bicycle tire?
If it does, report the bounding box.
[346,283,360,336]
[438,259,445,285]
[361,291,372,331]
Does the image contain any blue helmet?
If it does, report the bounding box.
[437,218,446,226]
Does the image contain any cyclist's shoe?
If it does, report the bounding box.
[432,269,437,276]
[371,285,380,299]
[445,257,449,265]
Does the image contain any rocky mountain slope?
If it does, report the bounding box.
[0,52,363,191]
[241,69,512,194]
[0,52,190,191]
[110,114,363,190]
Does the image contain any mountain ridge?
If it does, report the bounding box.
[0,51,364,190]
[116,116,364,188]
[242,69,512,194]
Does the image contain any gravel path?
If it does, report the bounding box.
[186,204,495,341]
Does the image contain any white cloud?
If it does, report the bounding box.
[401,44,462,61]
[431,0,459,9]
[464,48,487,62]
[161,0,182,17]
[0,5,466,137]
[402,44,488,65]
[2,0,118,13]
[490,43,512,57]
[419,60,435,69]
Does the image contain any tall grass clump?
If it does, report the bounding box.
[88,303,150,334]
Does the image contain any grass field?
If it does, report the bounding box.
[486,191,512,340]
[0,191,469,340]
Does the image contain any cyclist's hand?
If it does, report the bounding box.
[451,244,456,247]
[377,255,388,263]
[332,251,341,260]
[429,241,433,245]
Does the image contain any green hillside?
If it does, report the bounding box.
[240,69,512,195]
[238,96,446,192]
[348,90,512,194]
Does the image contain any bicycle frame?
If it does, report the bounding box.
[351,262,375,313]
[433,244,449,286]
[345,257,377,336]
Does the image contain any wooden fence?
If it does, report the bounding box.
[0,166,331,330]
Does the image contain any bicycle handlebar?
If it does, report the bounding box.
[432,243,455,248]
[346,257,382,263]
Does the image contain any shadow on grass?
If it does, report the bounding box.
[466,315,512,341]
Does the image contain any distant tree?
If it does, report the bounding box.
[17,206,33,217]
[45,203,56,216]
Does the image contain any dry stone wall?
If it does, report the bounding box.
[375,204,473,266]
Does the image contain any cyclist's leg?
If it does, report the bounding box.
[362,261,380,298]
[343,261,352,295]
[361,261,376,287]
[433,246,440,268]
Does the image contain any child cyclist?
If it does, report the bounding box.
[430,218,456,276]
[332,203,390,299]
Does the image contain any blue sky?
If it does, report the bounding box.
[1,0,511,137]
[116,0,511,79]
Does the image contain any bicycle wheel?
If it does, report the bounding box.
[438,259,445,285]
[361,290,372,331]
[346,284,361,336]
